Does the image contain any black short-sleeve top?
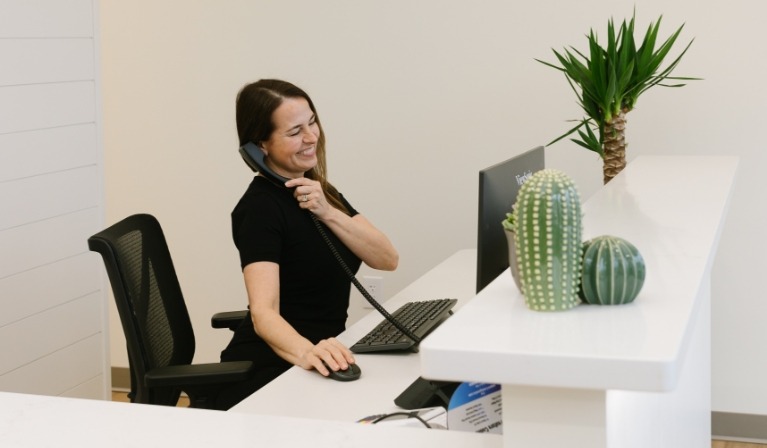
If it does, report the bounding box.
[231,176,362,342]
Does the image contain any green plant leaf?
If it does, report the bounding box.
[545,118,592,147]
[537,11,698,151]
[573,123,603,157]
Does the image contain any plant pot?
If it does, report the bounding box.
[504,229,522,292]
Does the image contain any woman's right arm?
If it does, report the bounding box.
[242,261,355,374]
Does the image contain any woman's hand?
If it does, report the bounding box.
[245,262,350,373]
[285,177,398,271]
[297,337,356,376]
[286,177,331,218]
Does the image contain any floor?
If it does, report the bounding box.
[111,390,189,407]
[713,443,767,448]
[110,391,764,447]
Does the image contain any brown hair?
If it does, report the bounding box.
[236,79,349,215]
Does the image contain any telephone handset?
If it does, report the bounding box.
[239,142,291,185]
[238,142,423,346]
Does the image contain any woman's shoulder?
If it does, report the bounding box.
[233,177,283,213]
[239,176,291,202]
[335,191,359,217]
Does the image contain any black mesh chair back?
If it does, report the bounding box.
[89,213,253,409]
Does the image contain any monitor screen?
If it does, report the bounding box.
[476,146,545,292]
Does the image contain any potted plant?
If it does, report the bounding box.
[537,13,698,183]
[511,169,583,312]
[502,211,522,292]
[579,235,646,305]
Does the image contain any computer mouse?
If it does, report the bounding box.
[323,361,362,382]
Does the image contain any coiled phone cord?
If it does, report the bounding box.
[309,213,422,344]
[247,159,422,344]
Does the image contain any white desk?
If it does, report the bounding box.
[0,250,503,447]
[230,249,481,422]
[0,391,500,447]
[420,156,739,448]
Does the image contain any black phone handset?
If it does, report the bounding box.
[238,142,422,345]
[239,142,291,185]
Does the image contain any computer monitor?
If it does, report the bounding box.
[476,146,545,292]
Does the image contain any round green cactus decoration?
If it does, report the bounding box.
[579,235,646,305]
[513,169,582,311]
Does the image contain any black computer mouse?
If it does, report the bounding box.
[323,362,362,382]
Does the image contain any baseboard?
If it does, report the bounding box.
[712,411,767,442]
[111,367,130,391]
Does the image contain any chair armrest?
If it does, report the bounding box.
[211,310,248,330]
[145,361,254,388]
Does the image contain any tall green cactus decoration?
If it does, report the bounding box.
[579,235,646,305]
[512,169,583,311]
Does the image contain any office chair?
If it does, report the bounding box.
[88,213,252,410]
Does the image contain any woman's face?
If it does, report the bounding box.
[261,97,320,179]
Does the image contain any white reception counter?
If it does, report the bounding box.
[420,155,739,447]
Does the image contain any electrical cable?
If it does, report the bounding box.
[371,411,432,428]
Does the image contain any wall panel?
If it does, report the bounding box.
[61,374,106,399]
[0,0,107,399]
[0,292,101,376]
[0,334,104,397]
[0,253,99,328]
[0,166,99,229]
[0,39,94,85]
[0,124,97,181]
[0,208,99,281]
[0,82,96,134]
[0,0,93,38]
[0,167,99,230]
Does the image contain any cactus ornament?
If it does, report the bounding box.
[512,169,582,311]
[579,235,646,305]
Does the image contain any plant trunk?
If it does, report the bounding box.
[602,111,628,184]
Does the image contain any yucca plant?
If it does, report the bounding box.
[538,13,698,183]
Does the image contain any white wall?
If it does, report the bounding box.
[100,1,766,414]
[0,0,108,399]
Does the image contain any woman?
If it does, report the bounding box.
[219,79,398,408]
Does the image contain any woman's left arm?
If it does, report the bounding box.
[322,211,398,271]
[286,178,398,271]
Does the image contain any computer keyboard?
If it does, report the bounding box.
[350,298,458,353]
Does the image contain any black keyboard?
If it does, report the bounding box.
[350,298,458,353]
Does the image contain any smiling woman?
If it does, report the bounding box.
[216,79,399,409]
